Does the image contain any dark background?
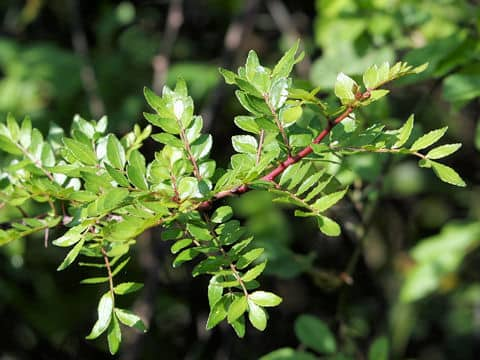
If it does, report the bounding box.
[0,0,479,359]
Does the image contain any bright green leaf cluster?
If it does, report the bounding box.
[0,41,464,355]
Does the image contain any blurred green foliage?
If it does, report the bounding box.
[0,0,479,359]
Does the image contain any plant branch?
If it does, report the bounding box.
[256,129,265,165]
[202,213,249,297]
[340,146,427,160]
[262,106,354,181]
[16,143,55,181]
[101,247,115,296]
[264,93,291,156]
[178,126,201,180]
[198,103,356,210]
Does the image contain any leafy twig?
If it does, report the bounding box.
[101,247,115,296]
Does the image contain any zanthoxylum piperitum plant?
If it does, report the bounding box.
[0,41,465,354]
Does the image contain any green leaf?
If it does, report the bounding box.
[0,134,22,155]
[236,248,264,269]
[111,258,131,277]
[127,164,148,190]
[206,296,229,330]
[177,177,198,199]
[245,50,270,93]
[86,292,114,339]
[410,127,448,152]
[400,222,480,302]
[170,239,193,254]
[115,308,147,332]
[208,275,223,308]
[57,237,85,271]
[114,282,144,295]
[418,159,433,168]
[191,134,212,160]
[199,160,216,179]
[334,72,357,104]
[173,247,200,267]
[317,216,341,237]
[107,315,121,355]
[368,336,389,360]
[272,40,303,79]
[431,162,466,187]
[105,164,130,187]
[63,138,97,165]
[143,112,179,134]
[7,113,20,141]
[52,224,87,247]
[248,300,267,331]
[259,348,317,360]
[230,315,246,338]
[235,91,270,115]
[219,68,237,84]
[80,276,111,284]
[249,291,282,307]
[393,114,414,149]
[211,206,233,223]
[363,64,379,89]
[232,135,258,154]
[192,257,225,277]
[20,116,32,148]
[185,116,203,143]
[144,87,163,111]
[361,89,389,105]
[296,171,325,197]
[280,105,303,127]
[312,188,348,212]
[269,78,289,109]
[242,261,267,282]
[426,143,461,159]
[41,143,55,166]
[294,314,336,354]
[443,73,480,104]
[245,50,260,81]
[228,295,248,323]
[107,134,126,168]
[234,116,260,134]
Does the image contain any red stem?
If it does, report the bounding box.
[198,105,354,210]
[262,106,353,181]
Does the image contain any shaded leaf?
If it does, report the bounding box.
[431,162,466,187]
[294,314,336,354]
[410,127,448,152]
[115,308,147,332]
[249,291,282,307]
[248,300,267,331]
[86,292,114,339]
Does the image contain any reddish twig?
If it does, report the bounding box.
[198,103,356,210]
[262,106,353,181]
[256,129,265,165]
[101,247,115,296]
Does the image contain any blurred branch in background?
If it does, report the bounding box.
[266,0,311,77]
[152,0,183,94]
[69,0,105,118]
[201,0,261,129]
